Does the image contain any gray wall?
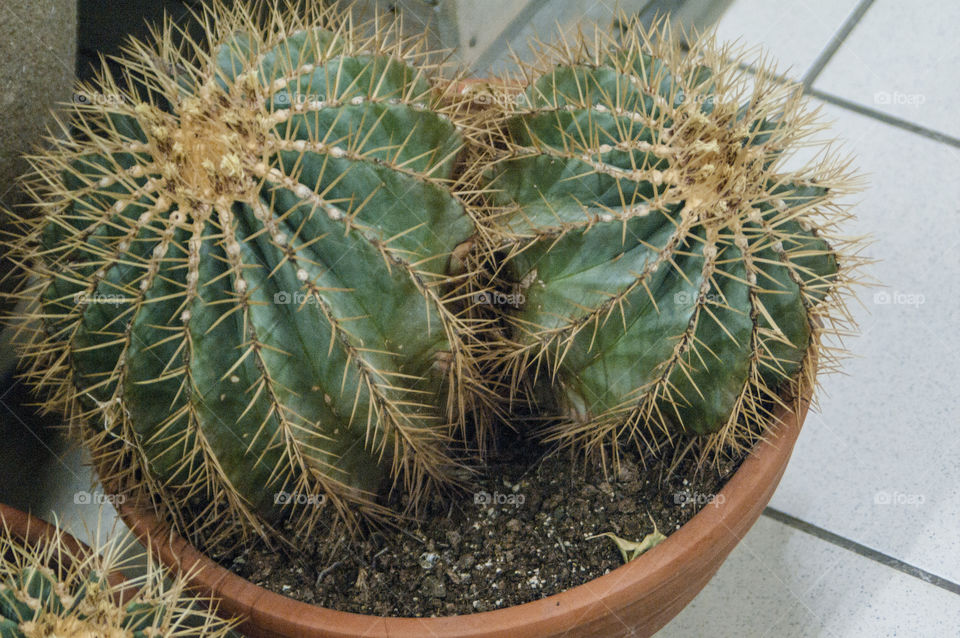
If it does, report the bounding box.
[0,0,77,208]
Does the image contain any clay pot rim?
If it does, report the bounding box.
[118,394,807,638]
[0,504,89,557]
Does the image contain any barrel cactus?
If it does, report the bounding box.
[0,517,236,637]
[6,2,492,547]
[477,18,861,462]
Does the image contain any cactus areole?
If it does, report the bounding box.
[11,4,491,547]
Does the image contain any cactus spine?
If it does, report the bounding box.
[7,2,492,548]
[477,17,861,463]
[0,517,236,637]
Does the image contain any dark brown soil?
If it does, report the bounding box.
[213,433,743,617]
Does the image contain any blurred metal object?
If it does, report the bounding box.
[337,0,732,75]
[635,0,734,39]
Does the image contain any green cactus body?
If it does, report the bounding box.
[0,567,160,638]
[14,4,488,545]
[0,520,236,637]
[482,22,853,457]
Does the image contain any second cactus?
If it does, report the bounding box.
[478,18,858,461]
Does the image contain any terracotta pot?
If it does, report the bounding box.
[0,504,88,559]
[119,394,808,638]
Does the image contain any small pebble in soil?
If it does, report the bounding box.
[419,552,439,569]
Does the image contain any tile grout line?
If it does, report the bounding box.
[801,0,876,89]
[733,65,960,149]
[805,88,960,149]
[762,507,960,596]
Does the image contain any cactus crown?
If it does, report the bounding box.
[477,16,863,464]
[6,0,493,549]
[0,517,236,637]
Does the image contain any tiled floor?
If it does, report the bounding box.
[1,1,958,637]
